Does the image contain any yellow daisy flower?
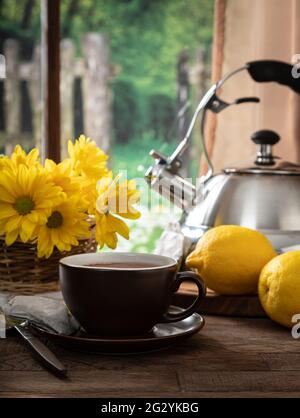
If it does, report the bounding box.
[11,145,40,167]
[2,145,40,172]
[79,171,113,215]
[0,164,65,246]
[1,145,41,176]
[44,158,81,197]
[96,175,140,219]
[68,135,110,179]
[95,211,128,249]
[80,177,98,215]
[0,156,9,172]
[95,175,140,249]
[37,197,90,258]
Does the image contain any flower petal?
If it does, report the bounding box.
[0,186,16,203]
[5,215,22,233]
[0,204,17,219]
[107,214,129,239]
[104,231,117,249]
[5,229,18,246]
[19,218,36,242]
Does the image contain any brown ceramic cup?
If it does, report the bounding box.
[59,252,206,336]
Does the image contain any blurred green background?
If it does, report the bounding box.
[60,0,214,181]
[0,0,214,251]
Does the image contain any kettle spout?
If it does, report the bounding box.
[145,161,196,212]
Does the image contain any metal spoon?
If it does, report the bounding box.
[5,315,67,377]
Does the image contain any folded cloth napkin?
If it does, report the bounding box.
[0,292,79,338]
[154,222,193,266]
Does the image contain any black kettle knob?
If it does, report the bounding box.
[251,130,280,145]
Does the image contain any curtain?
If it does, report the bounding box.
[200,0,300,175]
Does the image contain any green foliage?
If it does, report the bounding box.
[113,81,176,145]
[148,94,175,140]
[110,135,177,179]
[60,0,213,96]
[0,0,213,94]
[59,0,213,145]
[0,0,213,174]
[125,224,164,253]
[0,0,213,251]
[112,80,140,144]
[0,0,41,58]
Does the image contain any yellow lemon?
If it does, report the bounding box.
[259,251,300,328]
[186,225,276,295]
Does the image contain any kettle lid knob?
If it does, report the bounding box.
[251,130,280,166]
[251,130,280,145]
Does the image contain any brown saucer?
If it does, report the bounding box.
[32,307,205,354]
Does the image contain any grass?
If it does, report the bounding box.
[110,136,183,252]
[110,135,177,179]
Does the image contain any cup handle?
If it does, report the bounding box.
[161,271,206,323]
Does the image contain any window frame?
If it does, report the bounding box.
[41,0,60,162]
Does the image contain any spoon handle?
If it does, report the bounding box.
[14,325,67,377]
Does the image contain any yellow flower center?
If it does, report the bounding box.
[47,211,63,229]
[14,196,35,215]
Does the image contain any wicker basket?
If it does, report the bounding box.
[0,225,97,295]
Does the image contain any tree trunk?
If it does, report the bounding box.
[62,0,79,37]
[21,0,35,30]
[0,0,4,18]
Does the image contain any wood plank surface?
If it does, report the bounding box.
[0,315,299,398]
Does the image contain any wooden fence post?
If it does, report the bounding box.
[177,49,190,177]
[190,48,207,103]
[28,43,42,150]
[60,39,75,159]
[82,33,111,152]
[3,39,20,154]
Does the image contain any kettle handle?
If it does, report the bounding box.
[198,60,299,178]
[168,65,252,183]
[168,84,218,183]
[199,107,214,183]
[149,61,298,187]
[194,60,300,181]
[247,60,300,94]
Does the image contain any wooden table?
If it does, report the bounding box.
[0,315,299,398]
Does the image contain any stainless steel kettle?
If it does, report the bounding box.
[145,60,300,250]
